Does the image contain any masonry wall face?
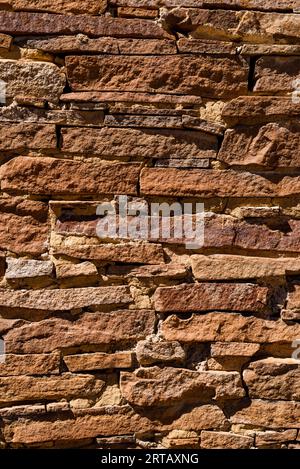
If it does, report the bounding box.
[0,0,300,450]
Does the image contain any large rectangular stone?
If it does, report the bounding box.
[0,12,171,38]
[154,283,269,313]
[5,310,155,353]
[66,55,248,98]
[0,286,132,313]
[0,352,60,376]
[5,0,107,14]
[140,168,300,198]
[218,122,300,169]
[0,373,105,405]
[0,59,65,103]
[191,255,300,280]
[161,312,300,344]
[64,352,134,372]
[0,123,56,153]
[0,157,140,196]
[61,127,218,159]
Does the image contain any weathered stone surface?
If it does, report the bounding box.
[0,157,140,196]
[0,286,131,313]
[120,367,244,407]
[141,167,300,198]
[107,263,187,279]
[0,123,56,154]
[161,429,199,449]
[3,404,228,444]
[5,310,155,353]
[55,260,98,279]
[254,57,300,95]
[64,352,134,371]
[117,38,176,54]
[161,312,300,344]
[218,122,300,168]
[136,339,186,366]
[5,258,53,281]
[0,197,48,256]
[154,283,269,313]
[0,352,60,376]
[61,127,218,159]
[230,400,300,429]
[240,43,300,56]
[0,33,12,49]
[6,0,107,15]
[244,358,300,401]
[222,97,300,126]
[0,12,171,38]
[211,342,260,358]
[155,157,210,168]
[284,284,300,313]
[255,429,298,448]
[202,0,299,10]
[0,373,105,405]
[177,9,300,44]
[66,55,248,98]
[191,255,300,280]
[0,59,65,102]
[53,243,164,264]
[200,431,253,449]
[177,38,237,54]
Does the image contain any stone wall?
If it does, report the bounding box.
[0,0,300,449]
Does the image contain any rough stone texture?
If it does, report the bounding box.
[161,312,300,344]
[191,255,300,280]
[0,59,65,102]
[0,0,299,450]
[66,55,248,98]
[5,310,155,353]
[0,286,132,313]
[0,156,140,196]
[218,122,300,168]
[200,431,253,449]
[120,367,245,407]
[243,358,300,401]
[154,283,269,313]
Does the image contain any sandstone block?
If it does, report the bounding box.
[64,352,134,371]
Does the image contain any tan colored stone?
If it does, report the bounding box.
[61,127,218,159]
[162,430,199,449]
[0,59,65,103]
[177,38,237,54]
[55,260,98,280]
[136,339,185,366]
[231,400,300,429]
[0,352,60,376]
[0,156,140,196]
[107,263,187,280]
[53,243,164,264]
[66,55,248,98]
[120,367,245,407]
[191,255,300,280]
[0,33,12,49]
[0,286,131,314]
[218,122,300,169]
[0,123,56,153]
[0,197,48,256]
[161,312,300,344]
[154,283,269,313]
[243,358,300,401]
[211,342,260,358]
[3,404,228,444]
[5,310,155,353]
[240,43,300,56]
[200,431,253,449]
[255,429,298,448]
[0,373,105,405]
[254,57,300,95]
[64,352,134,371]
[141,167,300,198]
[284,284,300,312]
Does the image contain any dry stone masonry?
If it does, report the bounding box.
[0,0,299,450]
